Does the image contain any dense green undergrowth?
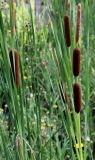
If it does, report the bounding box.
[0,0,95,159]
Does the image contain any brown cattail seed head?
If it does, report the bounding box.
[73,83,82,113]
[64,15,71,47]
[76,3,81,43]
[15,50,20,88]
[9,49,15,78]
[64,91,69,104]
[73,48,80,77]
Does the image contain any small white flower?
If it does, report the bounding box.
[30,93,33,98]
[5,104,8,108]
[26,57,29,61]
[86,136,90,142]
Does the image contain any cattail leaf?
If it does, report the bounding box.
[15,49,20,88]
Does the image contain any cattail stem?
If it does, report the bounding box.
[76,3,81,44]
[64,15,71,47]
[73,83,82,113]
[73,83,83,159]
[78,114,83,160]
[73,48,80,77]
[15,50,20,88]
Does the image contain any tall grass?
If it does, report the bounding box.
[0,0,95,159]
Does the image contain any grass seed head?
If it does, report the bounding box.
[73,48,80,77]
[73,83,82,113]
[64,15,71,47]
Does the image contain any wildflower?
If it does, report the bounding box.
[30,93,33,98]
[24,75,31,80]
[76,3,81,43]
[74,143,84,149]
[41,122,46,130]
[46,111,49,115]
[73,48,80,77]
[53,104,58,109]
[25,57,29,61]
[86,136,90,142]
[47,123,54,128]
[73,83,82,113]
[41,119,46,130]
[64,15,71,47]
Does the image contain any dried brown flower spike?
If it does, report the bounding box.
[9,49,15,78]
[76,3,81,43]
[73,83,82,113]
[64,15,71,47]
[73,48,80,77]
[15,50,20,88]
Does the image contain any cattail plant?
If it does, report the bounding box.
[42,129,45,145]
[9,49,20,88]
[64,15,71,47]
[73,83,82,113]
[15,49,20,88]
[12,0,15,36]
[76,3,81,44]
[73,48,80,77]
[64,90,69,104]
[9,49,15,79]
[66,0,70,14]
